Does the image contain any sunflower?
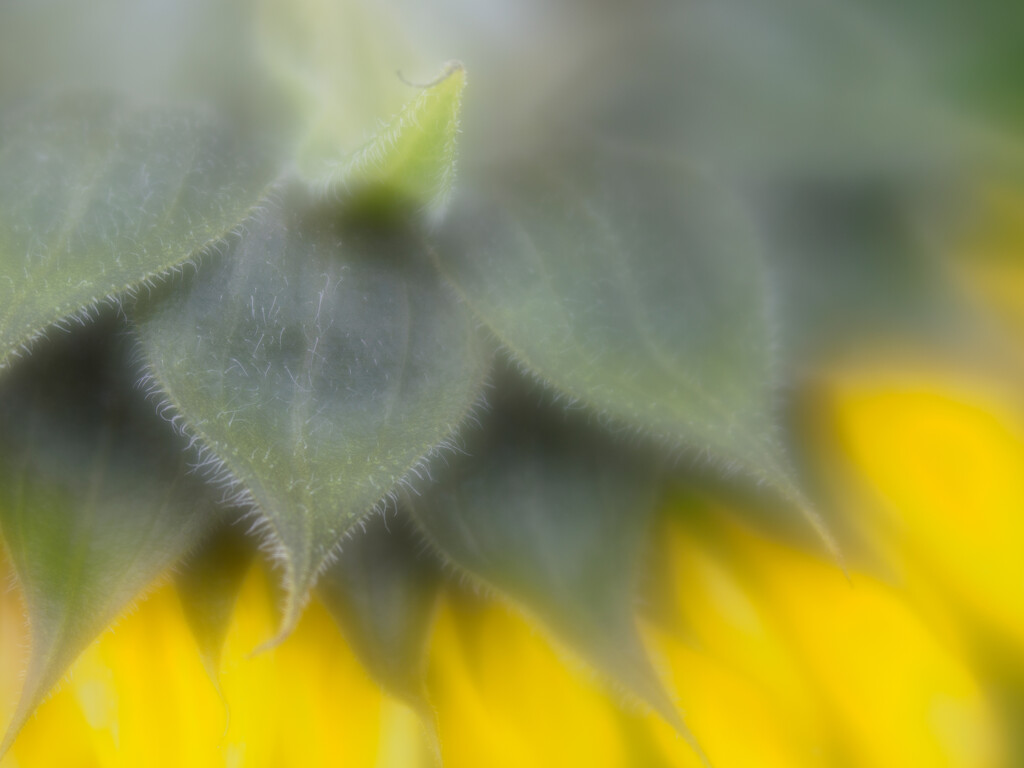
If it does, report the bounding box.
[1,1,1023,767]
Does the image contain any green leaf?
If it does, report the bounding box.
[317,513,442,756]
[310,62,466,221]
[0,94,275,371]
[256,0,426,169]
[0,316,220,754]
[435,149,833,553]
[133,189,491,639]
[408,383,706,763]
[174,522,255,689]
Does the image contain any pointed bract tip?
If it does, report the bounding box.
[248,624,293,658]
[0,699,33,760]
[647,684,713,767]
[441,60,465,78]
[398,60,466,90]
[406,693,443,766]
[248,573,311,658]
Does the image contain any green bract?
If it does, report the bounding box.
[174,524,256,686]
[0,95,274,369]
[434,151,837,556]
[408,384,704,756]
[133,189,490,636]
[310,62,466,219]
[0,321,222,751]
[318,514,442,751]
[435,152,781,474]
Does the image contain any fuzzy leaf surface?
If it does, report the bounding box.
[0,319,219,753]
[436,151,806,505]
[0,94,274,370]
[408,388,702,756]
[134,191,490,635]
[318,513,442,747]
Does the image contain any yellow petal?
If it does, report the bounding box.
[1,562,430,768]
[652,498,1004,768]
[643,625,827,768]
[822,363,1024,649]
[426,591,693,768]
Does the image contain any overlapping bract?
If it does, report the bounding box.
[0,95,274,369]
[133,186,490,637]
[0,320,224,751]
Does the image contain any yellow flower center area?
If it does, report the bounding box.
[2,354,1021,767]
